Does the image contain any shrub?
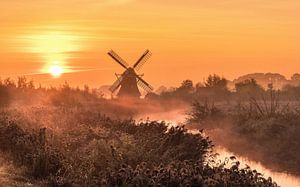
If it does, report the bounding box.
[188,100,223,123]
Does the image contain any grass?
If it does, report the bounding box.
[187,93,300,177]
[0,77,287,186]
[0,106,278,186]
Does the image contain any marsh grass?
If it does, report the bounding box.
[188,91,300,176]
[0,107,278,186]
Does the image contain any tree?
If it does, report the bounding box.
[235,79,264,93]
[204,74,227,90]
[291,73,300,80]
[178,80,194,92]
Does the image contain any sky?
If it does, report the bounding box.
[0,0,300,88]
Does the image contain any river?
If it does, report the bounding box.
[136,109,300,187]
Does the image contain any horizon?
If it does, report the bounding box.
[0,71,298,90]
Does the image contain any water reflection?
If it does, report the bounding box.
[215,146,300,187]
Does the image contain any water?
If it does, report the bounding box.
[136,110,300,187]
[215,147,300,187]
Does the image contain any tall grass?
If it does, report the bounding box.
[0,107,278,186]
[188,91,300,176]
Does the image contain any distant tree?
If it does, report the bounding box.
[159,80,195,101]
[195,82,204,90]
[204,74,227,90]
[235,79,264,94]
[178,79,194,93]
[171,79,195,101]
[193,75,230,101]
[291,73,300,81]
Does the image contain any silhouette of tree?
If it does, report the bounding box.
[235,79,264,93]
[291,73,300,81]
[178,79,194,92]
[204,74,227,90]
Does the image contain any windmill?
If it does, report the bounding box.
[108,50,154,98]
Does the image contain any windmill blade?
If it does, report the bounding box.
[136,75,153,92]
[109,75,123,93]
[137,80,153,93]
[133,50,152,71]
[108,50,129,69]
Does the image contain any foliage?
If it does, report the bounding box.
[178,80,194,93]
[188,92,300,176]
[188,100,223,123]
[0,107,278,187]
[0,110,63,178]
[0,76,296,186]
[235,78,264,96]
[204,74,228,90]
[159,75,230,102]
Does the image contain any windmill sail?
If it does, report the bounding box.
[136,75,153,92]
[133,50,152,71]
[108,50,129,69]
[109,75,123,93]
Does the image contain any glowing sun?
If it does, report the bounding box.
[48,65,64,77]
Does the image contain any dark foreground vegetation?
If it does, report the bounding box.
[0,107,278,186]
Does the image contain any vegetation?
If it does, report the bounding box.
[151,74,300,177]
[0,107,278,186]
[0,76,284,186]
[153,75,231,102]
[187,93,300,176]
[1,75,300,186]
[148,74,300,103]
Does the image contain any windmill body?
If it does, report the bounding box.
[108,50,153,98]
[117,68,141,97]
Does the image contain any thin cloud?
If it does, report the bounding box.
[20,67,116,76]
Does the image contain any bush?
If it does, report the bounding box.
[188,100,223,123]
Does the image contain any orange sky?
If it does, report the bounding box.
[1,0,300,88]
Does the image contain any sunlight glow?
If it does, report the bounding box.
[48,65,64,77]
[18,29,85,76]
[21,31,81,62]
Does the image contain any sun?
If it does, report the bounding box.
[48,65,64,77]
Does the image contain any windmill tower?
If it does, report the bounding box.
[108,50,154,98]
